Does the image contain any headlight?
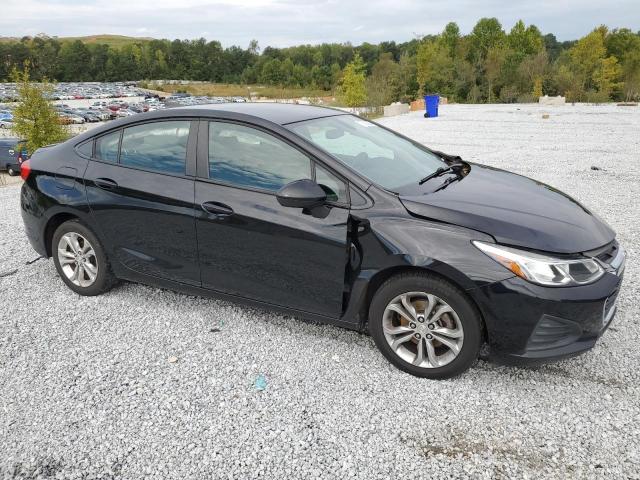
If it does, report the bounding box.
[473,241,604,287]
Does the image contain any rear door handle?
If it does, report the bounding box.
[94,178,118,190]
[201,201,234,217]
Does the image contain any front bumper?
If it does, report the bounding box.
[471,265,624,366]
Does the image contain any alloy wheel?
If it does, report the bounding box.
[382,291,464,368]
[57,232,99,288]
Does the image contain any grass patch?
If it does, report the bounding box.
[63,35,154,48]
[154,82,332,100]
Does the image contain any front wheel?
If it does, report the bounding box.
[7,165,18,176]
[52,219,116,296]
[369,273,482,379]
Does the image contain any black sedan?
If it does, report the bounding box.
[19,104,625,379]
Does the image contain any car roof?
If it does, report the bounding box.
[175,102,347,125]
[71,102,350,145]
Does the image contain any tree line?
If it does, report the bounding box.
[1,18,639,104]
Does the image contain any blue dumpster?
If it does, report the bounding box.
[424,95,439,118]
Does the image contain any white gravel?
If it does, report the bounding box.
[1,103,638,479]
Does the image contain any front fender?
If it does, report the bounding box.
[362,216,514,288]
[341,215,514,328]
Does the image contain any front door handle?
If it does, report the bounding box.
[94,177,118,190]
[201,201,234,217]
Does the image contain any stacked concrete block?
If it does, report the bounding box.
[539,95,566,106]
[383,102,410,117]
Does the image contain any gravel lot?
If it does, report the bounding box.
[1,103,638,479]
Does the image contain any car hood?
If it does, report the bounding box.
[399,164,614,254]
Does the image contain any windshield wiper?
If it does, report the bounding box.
[418,162,465,185]
[433,174,462,192]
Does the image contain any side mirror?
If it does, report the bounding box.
[276,179,327,209]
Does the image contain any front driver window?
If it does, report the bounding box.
[315,164,347,203]
[208,122,311,192]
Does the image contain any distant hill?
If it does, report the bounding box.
[0,34,155,47]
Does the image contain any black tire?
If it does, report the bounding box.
[51,219,117,296]
[7,165,17,176]
[369,272,482,379]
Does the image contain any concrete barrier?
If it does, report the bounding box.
[539,95,566,106]
[383,102,410,117]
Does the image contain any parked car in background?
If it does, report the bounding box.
[92,110,112,121]
[74,109,101,123]
[0,110,13,121]
[58,113,85,124]
[116,109,137,118]
[0,119,14,129]
[0,138,28,176]
[19,104,625,379]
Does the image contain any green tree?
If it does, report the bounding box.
[416,40,454,95]
[551,61,583,100]
[605,28,640,60]
[568,27,607,95]
[593,55,622,98]
[516,50,548,97]
[338,53,367,107]
[507,20,543,57]
[484,45,506,102]
[2,21,639,105]
[395,53,419,103]
[280,58,296,86]
[532,77,543,97]
[469,18,505,62]
[365,53,400,106]
[622,48,640,101]
[57,40,91,81]
[10,65,68,154]
[260,58,284,85]
[440,22,461,57]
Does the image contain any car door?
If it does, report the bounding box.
[84,119,200,286]
[195,120,350,317]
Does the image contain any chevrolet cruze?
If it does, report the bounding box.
[20,103,625,379]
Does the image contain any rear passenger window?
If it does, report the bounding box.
[76,140,93,158]
[94,131,120,163]
[120,121,190,175]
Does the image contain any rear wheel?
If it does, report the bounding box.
[52,220,116,296]
[369,272,482,379]
[7,165,17,176]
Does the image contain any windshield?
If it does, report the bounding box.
[288,115,444,191]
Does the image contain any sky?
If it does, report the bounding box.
[1,0,639,47]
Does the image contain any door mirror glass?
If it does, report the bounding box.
[276,179,327,209]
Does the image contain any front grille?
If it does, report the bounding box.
[584,240,626,276]
[585,240,618,263]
